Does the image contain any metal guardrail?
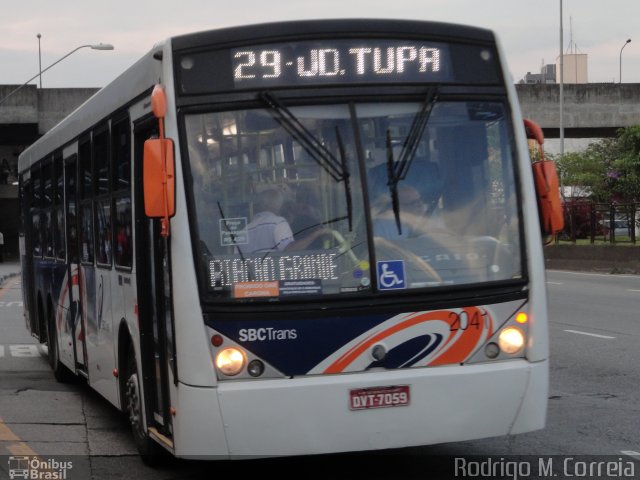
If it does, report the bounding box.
[557,202,639,244]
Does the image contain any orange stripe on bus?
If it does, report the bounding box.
[428,307,486,366]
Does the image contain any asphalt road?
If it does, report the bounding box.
[0,270,639,479]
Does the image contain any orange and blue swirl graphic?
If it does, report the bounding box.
[309,307,493,374]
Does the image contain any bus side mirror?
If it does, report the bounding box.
[143,138,175,219]
[523,118,544,150]
[532,159,564,236]
[524,118,564,236]
[143,84,175,237]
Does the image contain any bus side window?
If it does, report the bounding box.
[114,198,132,267]
[42,160,54,258]
[31,165,42,257]
[80,203,95,264]
[54,153,66,261]
[94,126,112,267]
[79,135,94,265]
[112,116,132,269]
[96,199,112,266]
[65,157,78,264]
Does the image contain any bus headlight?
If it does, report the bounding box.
[215,348,246,376]
[498,327,525,354]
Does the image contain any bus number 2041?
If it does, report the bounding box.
[449,310,484,332]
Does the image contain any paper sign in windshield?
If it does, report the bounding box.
[280,280,322,296]
[220,217,248,246]
[234,281,279,298]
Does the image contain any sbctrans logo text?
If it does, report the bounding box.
[238,328,298,342]
[8,456,73,480]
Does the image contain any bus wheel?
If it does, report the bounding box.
[124,347,166,465]
[47,314,74,383]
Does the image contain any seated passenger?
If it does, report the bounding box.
[244,189,294,254]
[242,188,329,255]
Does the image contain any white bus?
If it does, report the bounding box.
[18,19,562,462]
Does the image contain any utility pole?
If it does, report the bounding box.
[559,0,564,157]
[37,33,42,88]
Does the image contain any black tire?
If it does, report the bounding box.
[124,346,166,466]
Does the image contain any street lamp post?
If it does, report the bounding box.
[0,43,114,106]
[37,33,42,88]
[619,38,631,83]
[559,0,564,158]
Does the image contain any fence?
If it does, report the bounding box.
[558,202,639,244]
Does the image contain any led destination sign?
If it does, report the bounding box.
[178,38,499,94]
[230,39,452,88]
[209,253,340,297]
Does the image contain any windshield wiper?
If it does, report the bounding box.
[261,91,343,180]
[261,91,353,231]
[385,129,403,235]
[385,88,439,234]
[335,127,353,231]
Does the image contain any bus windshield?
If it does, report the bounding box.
[185,99,522,301]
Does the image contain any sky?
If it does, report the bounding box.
[1,0,639,89]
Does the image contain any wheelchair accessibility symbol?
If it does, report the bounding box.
[377,260,406,290]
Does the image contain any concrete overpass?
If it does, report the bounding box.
[0,85,98,179]
[516,83,640,153]
[1,83,639,258]
[0,85,98,259]
[3,82,639,160]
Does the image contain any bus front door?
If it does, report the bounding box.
[133,120,175,445]
[65,156,88,374]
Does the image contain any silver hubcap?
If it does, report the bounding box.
[126,373,142,434]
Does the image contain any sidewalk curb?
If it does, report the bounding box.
[544,244,640,275]
[0,271,20,287]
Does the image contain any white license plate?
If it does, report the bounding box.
[349,385,410,410]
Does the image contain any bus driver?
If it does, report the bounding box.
[244,188,294,254]
[242,188,329,255]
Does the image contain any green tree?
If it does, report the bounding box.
[555,126,640,203]
[612,126,640,202]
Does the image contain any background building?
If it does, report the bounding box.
[556,53,588,84]
[519,53,589,86]
[520,63,557,84]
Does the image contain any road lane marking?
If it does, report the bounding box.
[547,270,639,278]
[0,418,40,458]
[8,345,39,357]
[564,329,616,339]
[546,281,563,285]
[0,345,43,358]
[622,450,640,460]
[0,418,20,441]
[627,289,640,293]
[7,442,39,456]
[0,278,16,298]
[0,301,23,307]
